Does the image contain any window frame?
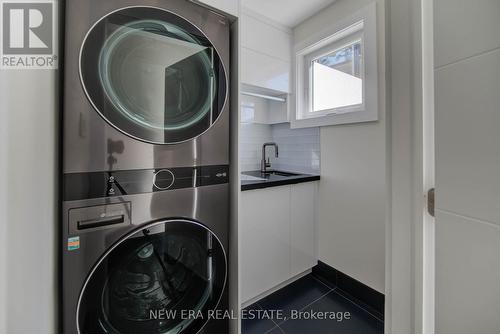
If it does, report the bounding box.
[292,3,378,128]
[306,31,365,117]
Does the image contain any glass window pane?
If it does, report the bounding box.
[100,22,214,131]
[312,41,363,112]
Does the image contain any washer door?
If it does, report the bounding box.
[80,7,227,144]
[77,219,227,334]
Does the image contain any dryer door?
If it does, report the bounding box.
[80,7,227,144]
[77,219,227,334]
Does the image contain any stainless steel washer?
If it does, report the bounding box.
[62,166,230,334]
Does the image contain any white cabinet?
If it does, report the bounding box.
[241,48,290,93]
[240,88,289,125]
[196,0,238,17]
[241,13,291,62]
[240,11,292,93]
[240,182,318,303]
[266,97,289,124]
[291,182,317,276]
[240,185,291,302]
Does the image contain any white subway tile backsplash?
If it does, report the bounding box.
[240,122,273,171]
[240,122,320,173]
[271,124,320,174]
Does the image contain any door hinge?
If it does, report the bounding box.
[427,188,435,217]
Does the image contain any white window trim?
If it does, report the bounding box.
[291,2,378,128]
[305,30,365,117]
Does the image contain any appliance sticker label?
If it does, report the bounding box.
[67,236,80,251]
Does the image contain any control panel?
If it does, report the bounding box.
[64,165,230,201]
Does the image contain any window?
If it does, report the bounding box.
[293,3,377,128]
[312,40,363,113]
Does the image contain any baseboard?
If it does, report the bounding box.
[241,269,312,309]
[312,261,384,320]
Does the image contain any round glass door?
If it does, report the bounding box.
[80,7,228,144]
[77,219,227,334]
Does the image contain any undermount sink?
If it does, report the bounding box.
[263,170,300,177]
[240,174,266,181]
[241,170,302,182]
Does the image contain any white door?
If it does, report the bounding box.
[434,0,500,333]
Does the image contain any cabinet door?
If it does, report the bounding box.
[241,47,290,93]
[240,186,291,302]
[290,182,317,276]
[196,0,238,17]
[241,13,291,62]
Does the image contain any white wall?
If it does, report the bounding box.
[0,69,8,334]
[0,56,58,334]
[294,0,387,293]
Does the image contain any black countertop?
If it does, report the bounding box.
[241,170,320,191]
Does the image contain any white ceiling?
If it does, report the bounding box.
[241,0,337,28]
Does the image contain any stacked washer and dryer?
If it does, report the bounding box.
[62,1,231,333]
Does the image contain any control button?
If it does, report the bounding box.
[153,169,175,190]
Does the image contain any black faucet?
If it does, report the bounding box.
[261,142,279,173]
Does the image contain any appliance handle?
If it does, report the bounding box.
[77,215,125,230]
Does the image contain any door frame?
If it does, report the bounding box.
[387,0,434,333]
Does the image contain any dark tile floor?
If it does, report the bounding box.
[242,274,384,334]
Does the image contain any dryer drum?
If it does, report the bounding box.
[77,219,227,334]
[80,7,228,145]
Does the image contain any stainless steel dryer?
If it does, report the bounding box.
[63,0,230,173]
